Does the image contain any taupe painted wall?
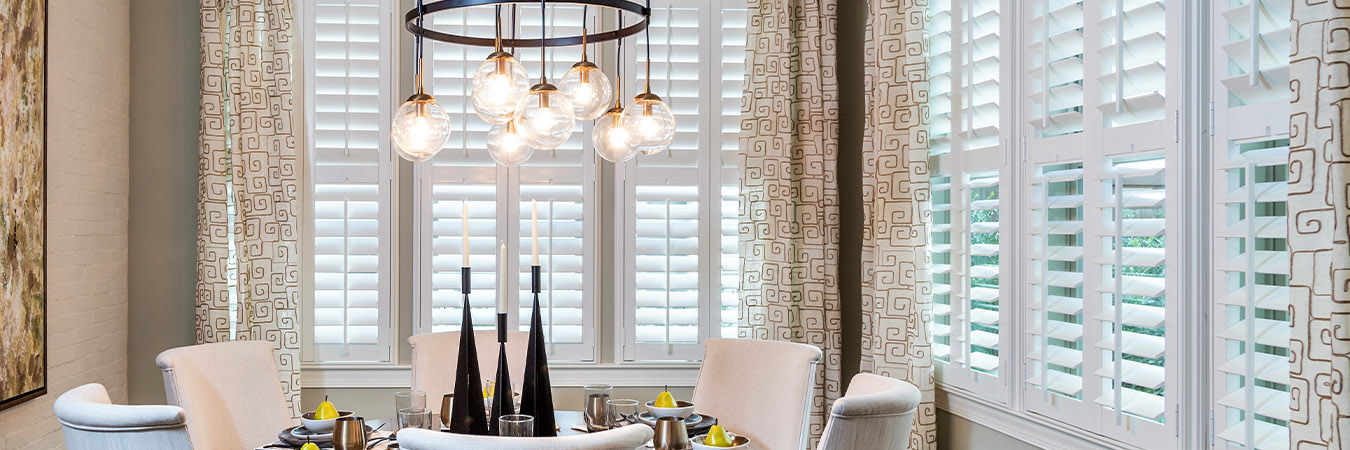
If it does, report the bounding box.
[126,0,200,405]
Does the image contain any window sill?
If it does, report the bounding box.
[937,385,1143,450]
[302,363,702,389]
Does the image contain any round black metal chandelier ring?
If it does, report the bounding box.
[404,0,650,47]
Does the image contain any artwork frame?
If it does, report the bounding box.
[0,0,46,412]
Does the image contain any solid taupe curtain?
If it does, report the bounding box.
[197,0,302,416]
[738,0,842,445]
[1289,2,1350,448]
[861,1,936,449]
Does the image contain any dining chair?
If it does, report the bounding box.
[156,340,293,450]
[53,383,192,450]
[691,338,824,450]
[408,330,530,401]
[396,424,654,450]
[816,373,922,450]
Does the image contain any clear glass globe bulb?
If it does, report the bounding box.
[487,120,537,167]
[471,52,530,124]
[593,107,638,163]
[559,62,613,120]
[513,84,575,150]
[620,93,676,156]
[391,95,452,162]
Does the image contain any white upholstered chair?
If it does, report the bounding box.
[691,338,824,450]
[54,383,192,450]
[396,424,653,450]
[156,340,293,450]
[408,330,530,401]
[816,373,922,450]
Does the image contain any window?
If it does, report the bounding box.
[300,1,745,367]
[936,1,1293,449]
[926,0,1011,403]
[1210,1,1291,448]
[303,0,396,363]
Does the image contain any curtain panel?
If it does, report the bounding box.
[197,0,302,417]
[738,0,842,444]
[861,2,935,449]
[1289,2,1350,448]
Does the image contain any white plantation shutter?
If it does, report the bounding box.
[1210,1,1292,448]
[621,0,740,360]
[927,0,1009,402]
[419,5,596,361]
[304,0,394,363]
[1021,0,1179,445]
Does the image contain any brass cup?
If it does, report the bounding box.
[440,394,454,428]
[652,416,691,450]
[332,416,367,450]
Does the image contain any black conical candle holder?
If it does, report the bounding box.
[447,267,489,435]
[488,312,514,435]
[519,265,557,436]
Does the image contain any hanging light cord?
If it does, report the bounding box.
[615,9,623,106]
[540,0,548,84]
[581,5,589,61]
[644,0,651,93]
[415,0,425,94]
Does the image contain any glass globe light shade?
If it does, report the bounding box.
[559,61,613,121]
[620,93,676,156]
[513,83,575,150]
[391,94,452,162]
[487,120,536,167]
[592,107,638,163]
[471,52,530,124]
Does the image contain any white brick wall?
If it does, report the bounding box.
[0,0,131,447]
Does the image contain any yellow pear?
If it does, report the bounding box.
[654,390,677,408]
[315,396,339,420]
[705,425,734,447]
[300,442,320,450]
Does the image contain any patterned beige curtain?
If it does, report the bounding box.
[198,0,302,416]
[738,0,842,445]
[1289,3,1350,448]
[860,1,935,449]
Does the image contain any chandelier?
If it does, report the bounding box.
[391,0,675,166]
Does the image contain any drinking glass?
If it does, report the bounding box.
[608,399,640,427]
[583,384,614,432]
[398,407,433,430]
[498,414,534,437]
[395,390,426,412]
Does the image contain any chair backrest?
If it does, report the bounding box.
[691,338,824,450]
[155,340,292,450]
[408,330,530,402]
[54,383,193,450]
[816,373,922,450]
[396,424,653,450]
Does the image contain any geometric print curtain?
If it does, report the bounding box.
[1289,3,1350,448]
[197,0,302,417]
[738,0,842,446]
[860,1,935,449]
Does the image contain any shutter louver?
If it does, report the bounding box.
[1096,154,1167,423]
[1026,163,1086,400]
[308,0,393,362]
[719,6,747,338]
[1097,0,1168,128]
[1211,2,1292,447]
[1027,0,1085,137]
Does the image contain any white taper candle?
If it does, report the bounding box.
[462,202,470,268]
[497,241,508,313]
[531,200,540,266]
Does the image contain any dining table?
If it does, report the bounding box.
[257,411,597,450]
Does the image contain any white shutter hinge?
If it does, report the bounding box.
[1215,100,1225,136]
[1208,410,1215,445]
[1001,139,1008,165]
[1021,362,1028,389]
[1172,404,1180,438]
[1020,136,1028,162]
[1173,109,1180,144]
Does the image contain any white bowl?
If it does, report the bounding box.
[691,433,751,449]
[300,410,353,433]
[644,400,696,419]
